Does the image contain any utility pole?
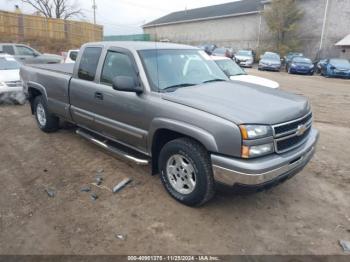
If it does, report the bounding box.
[319,0,330,54]
[92,0,97,24]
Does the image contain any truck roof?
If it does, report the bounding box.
[83,41,198,51]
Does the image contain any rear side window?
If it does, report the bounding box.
[78,47,102,81]
[101,51,135,85]
[3,45,15,55]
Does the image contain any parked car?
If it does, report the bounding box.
[235,50,255,68]
[21,42,319,206]
[258,52,282,71]
[314,59,327,74]
[284,52,303,68]
[212,56,279,88]
[0,54,26,104]
[286,57,315,75]
[64,49,79,63]
[320,58,350,78]
[0,43,63,64]
[212,47,234,59]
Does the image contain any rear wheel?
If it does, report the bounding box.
[34,96,59,133]
[158,138,215,206]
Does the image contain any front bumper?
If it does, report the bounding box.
[238,61,253,67]
[211,128,319,187]
[328,71,350,78]
[259,64,281,71]
[290,67,314,74]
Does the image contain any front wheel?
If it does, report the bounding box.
[158,138,215,206]
[34,96,59,133]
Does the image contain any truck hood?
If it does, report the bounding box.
[0,69,20,82]
[161,81,309,125]
[230,75,279,89]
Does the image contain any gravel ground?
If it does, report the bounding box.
[0,70,350,255]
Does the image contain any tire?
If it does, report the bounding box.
[158,138,215,207]
[33,95,59,133]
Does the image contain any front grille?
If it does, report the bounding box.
[276,128,311,152]
[274,113,312,137]
[5,81,22,87]
[273,113,312,153]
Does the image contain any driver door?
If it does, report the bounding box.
[92,48,148,152]
[15,45,38,64]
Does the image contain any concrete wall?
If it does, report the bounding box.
[144,0,350,59]
[144,13,261,50]
[295,0,350,58]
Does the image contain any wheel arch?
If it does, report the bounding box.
[149,118,218,174]
[27,82,48,114]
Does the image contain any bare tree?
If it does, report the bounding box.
[264,0,304,55]
[19,0,84,19]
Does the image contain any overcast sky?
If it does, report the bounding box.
[1,0,236,35]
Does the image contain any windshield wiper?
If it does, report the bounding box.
[202,79,226,84]
[161,83,196,92]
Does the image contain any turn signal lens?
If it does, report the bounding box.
[241,143,274,158]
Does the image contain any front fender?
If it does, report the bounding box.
[148,118,219,154]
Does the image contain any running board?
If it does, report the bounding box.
[76,128,149,165]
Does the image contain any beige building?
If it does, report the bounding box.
[143,0,350,59]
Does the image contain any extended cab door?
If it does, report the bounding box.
[69,46,104,131]
[92,48,148,153]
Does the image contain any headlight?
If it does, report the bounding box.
[239,125,272,140]
[291,63,297,67]
[242,143,274,159]
[0,82,4,86]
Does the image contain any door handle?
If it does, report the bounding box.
[94,92,104,100]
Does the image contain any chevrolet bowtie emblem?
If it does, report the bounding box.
[296,124,307,136]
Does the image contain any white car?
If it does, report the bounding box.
[64,49,79,63]
[0,53,26,104]
[212,56,280,89]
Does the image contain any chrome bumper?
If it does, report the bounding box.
[211,128,319,186]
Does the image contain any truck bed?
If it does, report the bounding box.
[30,63,74,75]
[21,63,74,121]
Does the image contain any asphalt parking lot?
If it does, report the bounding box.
[1,69,350,255]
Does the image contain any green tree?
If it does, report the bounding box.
[263,0,304,55]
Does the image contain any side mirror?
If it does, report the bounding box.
[112,76,143,94]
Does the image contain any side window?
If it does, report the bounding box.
[3,45,15,55]
[101,51,135,85]
[78,47,102,81]
[16,46,36,56]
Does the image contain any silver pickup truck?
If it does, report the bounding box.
[20,42,319,206]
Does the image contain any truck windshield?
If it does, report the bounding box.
[138,49,228,92]
[215,59,246,77]
[0,57,20,70]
